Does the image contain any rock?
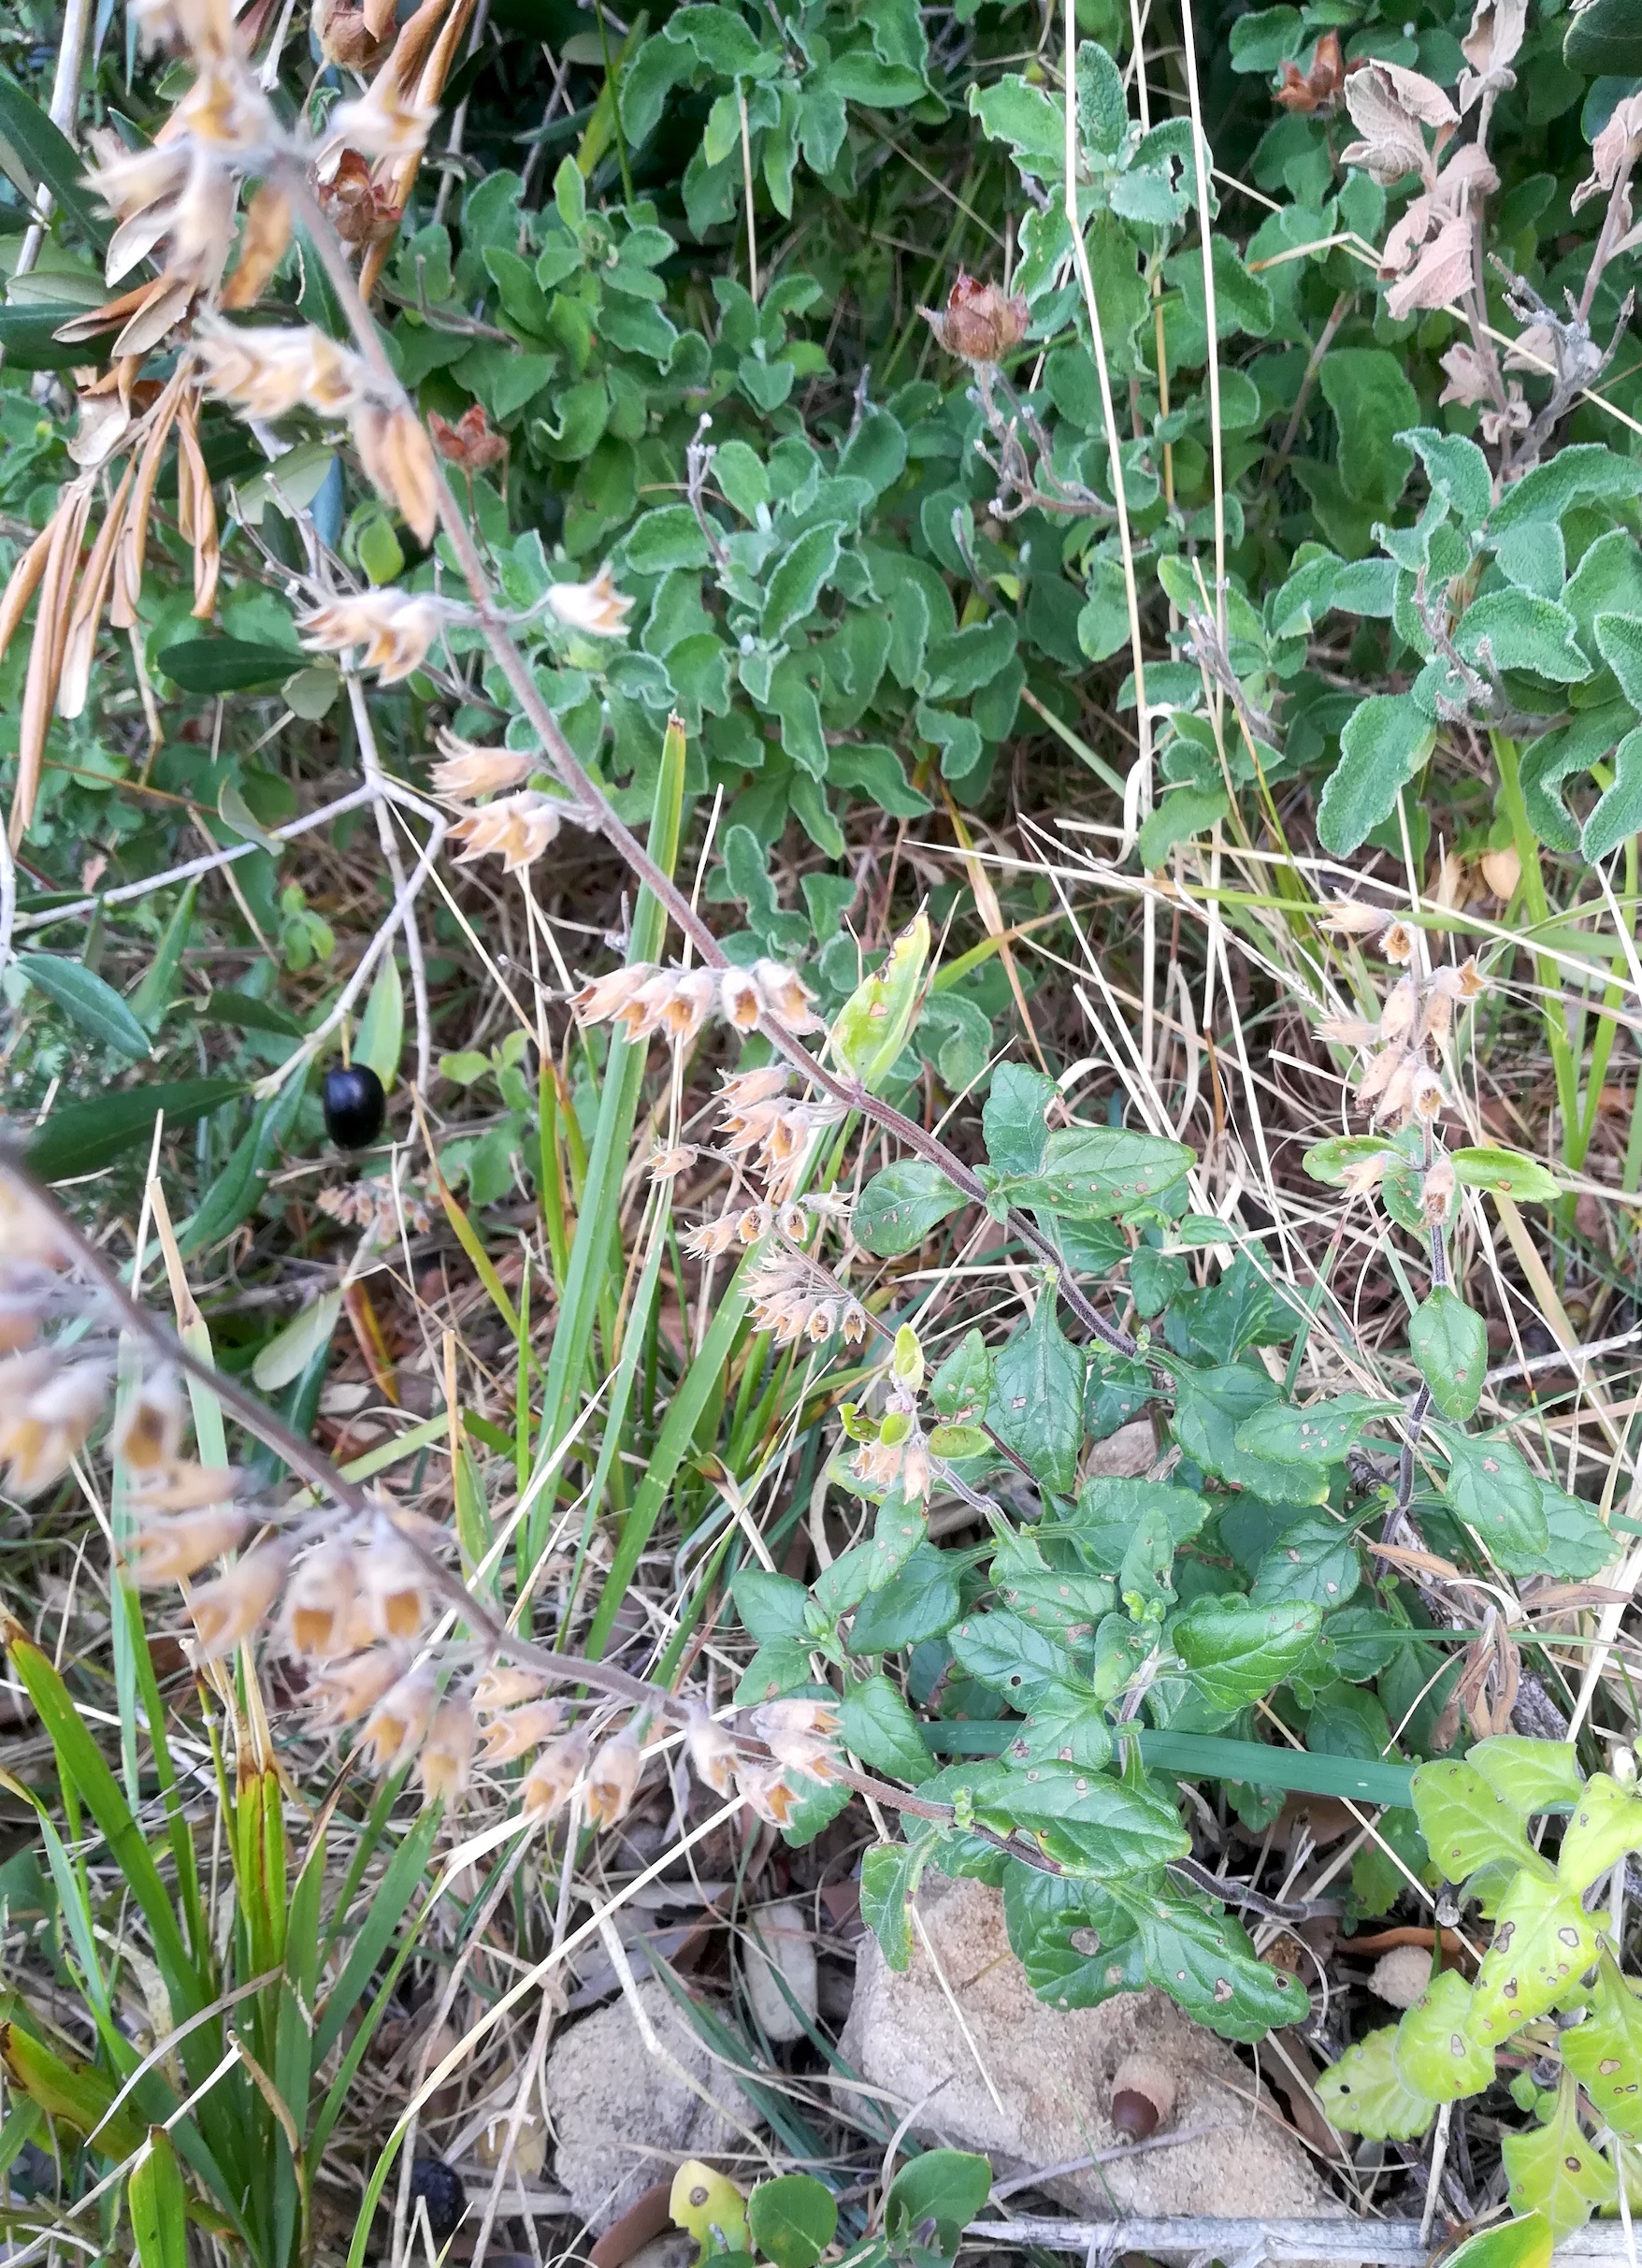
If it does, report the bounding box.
[543,1978,761,2232]
[841,1874,1341,2226]
[744,1901,819,2043]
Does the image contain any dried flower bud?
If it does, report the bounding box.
[685,1709,739,1796]
[919,273,1030,364]
[300,592,456,685]
[1432,956,1487,1002]
[323,74,438,166]
[735,1760,799,1827]
[520,1730,591,1818]
[544,566,632,639]
[281,1543,360,1658]
[129,1506,252,1582]
[0,1186,66,1269]
[134,1463,239,1511]
[477,1699,566,1762]
[572,964,655,1025]
[1379,922,1415,966]
[1110,2053,1176,2138]
[194,318,367,419]
[188,1540,294,1660]
[317,150,402,248]
[750,1697,843,1781]
[586,1729,644,1826]
[429,731,533,802]
[352,401,440,546]
[1409,1065,1448,1120]
[418,1698,475,1805]
[649,1145,698,1182]
[312,0,390,69]
[359,1663,439,1770]
[1319,899,1397,938]
[719,966,763,1031]
[111,1373,184,1474]
[221,182,292,311]
[474,1663,551,1712]
[310,1646,408,1727]
[684,1213,745,1259]
[449,792,566,873]
[750,959,823,1033]
[1420,1154,1457,1226]
[429,403,508,471]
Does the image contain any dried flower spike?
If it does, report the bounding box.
[300,592,457,685]
[429,731,534,802]
[544,566,632,639]
[188,1541,294,1661]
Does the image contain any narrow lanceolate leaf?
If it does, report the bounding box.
[18,952,151,1060]
[853,1159,966,1255]
[129,2130,188,2268]
[1409,1287,1486,1421]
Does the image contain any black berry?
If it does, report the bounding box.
[409,2157,466,2243]
[323,1064,386,1148]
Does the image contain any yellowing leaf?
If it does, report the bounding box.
[830,911,929,1091]
[1502,2076,1616,2241]
[1470,1871,1602,2044]
[1316,2025,1436,2140]
[1556,1772,1642,1893]
[1560,1951,1642,2137]
[1391,1968,1493,2101]
[669,2160,749,2256]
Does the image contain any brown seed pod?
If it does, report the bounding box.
[1109,2052,1177,2140]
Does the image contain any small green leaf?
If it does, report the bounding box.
[1317,2026,1437,2140]
[930,1330,993,1423]
[252,1288,342,1393]
[1469,1871,1602,2042]
[1302,1134,1397,1186]
[1435,2217,1552,2268]
[831,912,930,1090]
[1501,2076,1615,2242]
[845,1543,963,1654]
[840,1673,931,1782]
[1411,1758,1539,1882]
[854,1160,965,1256]
[1441,1431,1549,1556]
[1560,1950,1642,2137]
[886,2150,992,2251]
[987,1294,1084,1494]
[763,522,843,643]
[1317,696,1434,856]
[157,636,300,694]
[950,1609,1078,1708]
[1392,1969,1493,2101]
[1005,1124,1194,1219]
[1467,1735,1583,1815]
[1555,1771,1642,1892]
[732,1568,810,1644]
[1232,1393,1398,1465]
[858,1837,932,1972]
[748,2175,837,2268]
[1449,1146,1560,1204]
[1172,1597,1323,1712]
[1410,1287,1487,1421]
[353,956,404,1092]
[18,952,151,1061]
[1133,1892,1308,2040]
[1248,1514,1361,1611]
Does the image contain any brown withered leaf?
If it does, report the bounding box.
[1275,31,1344,113]
[11,479,94,846]
[222,183,292,311]
[58,459,138,720]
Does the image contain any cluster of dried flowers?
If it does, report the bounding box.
[315,1179,433,1240]
[573,959,824,1049]
[1318,900,1488,1138]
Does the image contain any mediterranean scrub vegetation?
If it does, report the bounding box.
[2,0,1642,2261]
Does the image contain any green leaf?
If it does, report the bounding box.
[1317,696,1435,856]
[157,637,301,694]
[1410,1286,1487,1420]
[0,304,100,369]
[885,2150,992,2250]
[1467,1734,1583,1815]
[968,74,1063,174]
[1411,1758,1539,1882]
[1401,427,1493,531]
[196,989,304,1038]
[763,522,843,642]
[1441,1431,1549,1556]
[1009,1683,1116,1769]
[1074,37,1128,156]
[1449,1146,1561,1203]
[858,1836,936,1971]
[1454,592,1589,684]
[18,953,151,1062]
[1581,726,1642,862]
[831,912,929,1089]
[1232,1393,1398,1466]
[1490,446,1642,535]
[950,1609,1079,1707]
[128,882,197,1034]
[1318,350,1419,511]
[841,1673,932,1782]
[732,1568,810,1643]
[129,2131,188,2268]
[1066,1477,1207,1572]
[1437,2217,1552,2268]
[26,1077,248,1182]
[845,1543,962,1654]
[1173,1365,1326,1500]
[929,1330,993,1423]
[854,1160,965,1256]
[1501,2076,1615,2242]
[1392,1969,1493,2101]
[1560,1950,1642,2137]
[1003,1865,1146,2006]
[1249,1513,1361,1611]
[981,1063,1056,1177]
[1303,1134,1397,1187]
[1172,1597,1322,1712]
[1132,1891,1309,2039]
[1470,1871,1602,2042]
[1317,2025,1438,2140]
[353,955,404,1092]
[0,71,110,243]
[252,1287,342,1393]
[1228,7,1302,73]
[1565,0,1642,68]
[987,1294,1084,1493]
[1136,786,1230,869]
[1555,1771,1642,1891]
[1005,1124,1195,1219]
[749,2176,838,2268]
[990,1537,1115,1638]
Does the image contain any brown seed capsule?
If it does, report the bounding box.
[1109,2052,1176,2139]
[918,272,1030,365]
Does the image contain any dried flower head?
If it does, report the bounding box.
[477,1699,566,1762]
[351,401,440,545]
[685,1709,739,1796]
[322,74,439,166]
[683,1213,746,1260]
[719,966,763,1031]
[194,319,367,419]
[312,0,391,69]
[719,1065,790,1111]
[281,1543,360,1659]
[429,403,508,471]
[418,1698,475,1805]
[586,1729,644,1826]
[751,959,823,1033]
[310,1646,408,1727]
[735,1760,799,1827]
[129,1506,252,1582]
[749,1697,843,1781]
[520,1730,591,1818]
[429,730,534,802]
[134,1463,240,1512]
[1380,922,1415,966]
[450,792,567,872]
[1421,1153,1458,1226]
[474,1663,551,1713]
[188,1540,294,1660]
[1319,898,1403,941]
[572,964,654,1025]
[300,591,457,684]
[318,151,403,248]
[359,1663,439,1771]
[0,1357,111,1494]
[1275,30,1345,112]
[110,1372,184,1473]
[919,273,1030,364]
[648,1145,698,1183]
[544,566,633,639]
[356,1529,432,1641]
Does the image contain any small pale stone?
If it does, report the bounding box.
[744,1900,819,2044]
